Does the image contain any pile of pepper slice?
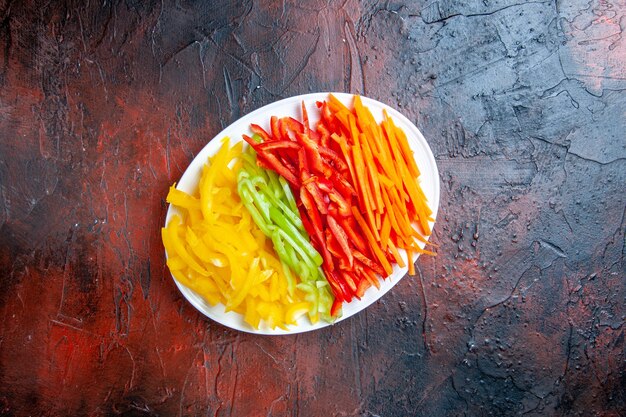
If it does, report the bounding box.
[164,94,435,329]
[242,95,434,316]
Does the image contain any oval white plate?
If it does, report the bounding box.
[165,93,439,335]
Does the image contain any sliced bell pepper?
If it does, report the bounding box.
[327,215,353,267]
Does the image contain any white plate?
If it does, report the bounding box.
[164,93,440,335]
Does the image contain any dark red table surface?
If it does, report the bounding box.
[0,1,624,416]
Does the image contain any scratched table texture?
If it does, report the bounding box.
[0,1,624,416]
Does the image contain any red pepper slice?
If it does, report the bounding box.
[325,229,344,261]
[327,215,353,268]
[256,152,300,187]
[320,248,335,272]
[353,249,385,276]
[314,176,333,193]
[331,172,357,198]
[355,275,371,298]
[319,147,348,172]
[279,118,291,142]
[338,216,368,254]
[255,154,274,171]
[336,257,353,271]
[325,271,345,302]
[281,157,298,178]
[296,132,332,178]
[304,181,328,215]
[319,101,333,126]
[300,187,322,230]
[301,101,310,135]
[270,116,281,140]
[330,270,353,301]
[326,270,352,304]
[330,298,342,317]
[327,189,351,217]
[319,101,348,138]
[299,150,327,215]
[242,134,261,150]
[316,122,330,148]
[354,258,381,289]
[282,117,304,136]
[299,207,317,240]
[308,129,322,143]
[257,140,300,152]
[298,147,310,177]
[300,187,334,271]
[250,124,271,142]
[339,270,358,294]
